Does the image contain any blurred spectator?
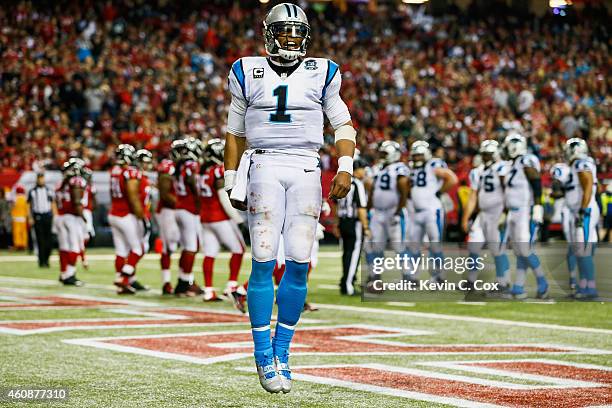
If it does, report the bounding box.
[0,0,609,188]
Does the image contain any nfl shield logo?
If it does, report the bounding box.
[304,60,318,70]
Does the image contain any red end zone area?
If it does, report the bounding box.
[63,324,609,363]
[293,360,612,408]
[0,295,126,309]
[0,307,249,335]
[63,324,612,406]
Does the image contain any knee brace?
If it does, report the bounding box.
[250,220,279,262]
[284,217,317,263]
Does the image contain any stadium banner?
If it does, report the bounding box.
[360,242,611,302]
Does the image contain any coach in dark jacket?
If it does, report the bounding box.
[28,173,55,267]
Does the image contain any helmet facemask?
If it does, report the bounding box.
[265,21,310,61]
[136,149,153,171]
[115,144,136,166]
[378,141,401,166]
[479,140,500,167]
[502,133,527,160]
[410,141,432,168]
[205,139,225,166]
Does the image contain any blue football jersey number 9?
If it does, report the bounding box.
[379,173,391,190]
[270,85,291,123]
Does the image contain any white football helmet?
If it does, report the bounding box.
[263,3,311,61]
[564,138,588,163]
[378,141,401,165]
[502,131,527,159]
[479,139,501,166]
[410,140,432,167]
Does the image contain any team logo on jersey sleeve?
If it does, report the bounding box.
[304,59,318,70]
[253,68,264,79]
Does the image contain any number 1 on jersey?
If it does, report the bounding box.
[270,85,291,123]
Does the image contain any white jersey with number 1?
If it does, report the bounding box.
[227,56,348,151]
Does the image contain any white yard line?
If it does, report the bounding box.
[317,284,340,290]
[315,304,612,335]
[385,302,416,307]
[455,301,488,306]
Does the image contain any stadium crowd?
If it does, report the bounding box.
[0,1,610,182]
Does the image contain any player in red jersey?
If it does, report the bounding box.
[108,144,146,294]
[156,147,180,295]
[173,138,204,296]
[54,159,86,286]
[132,149,155,292]
[80,166,96,269]
[199,139,245,302]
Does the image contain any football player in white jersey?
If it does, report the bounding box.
[500,132,548,299]
[550,161,578,291]
[462,140,511,291]
[364,141,409,286]
[562,138,599,299]
[405,141,458,281]
[223,3,355,394]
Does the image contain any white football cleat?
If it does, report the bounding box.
[255,351,282,393]
[275,352,292,393]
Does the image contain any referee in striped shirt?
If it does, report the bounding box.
[28,173,55,268]
[336,159,370,296]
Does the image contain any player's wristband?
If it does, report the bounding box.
[337,156,353,176]
[224,170,237,191]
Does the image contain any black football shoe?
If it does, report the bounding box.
[131,280,150,291]
[62,275,84,287]
[174,279,192,297]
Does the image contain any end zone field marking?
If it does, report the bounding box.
[64,337,252,365]
[62,324,611,366]
[414,361,606,389]
[316,304,612,335]
[0,321,250,335]
[0,307,255,335]
[455,301,488,306]
[0,295,51,304]
[243,361,612,407]
[419,358,612,372]
[235,365,502,408]
[58,294,161,307]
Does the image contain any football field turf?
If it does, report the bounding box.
[0,248,610,407]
